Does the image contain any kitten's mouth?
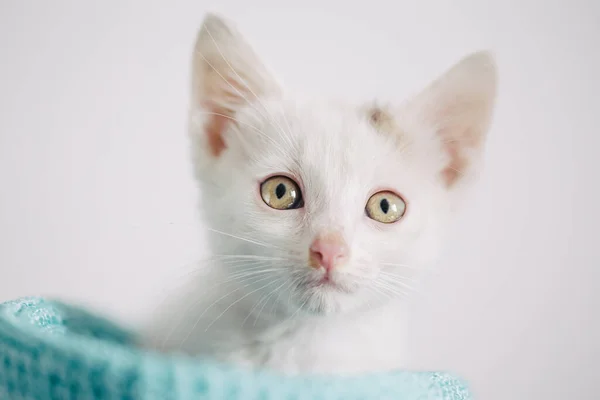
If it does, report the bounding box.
[311,276,340,289]
[304,274,354,294]
[293,273,360,315]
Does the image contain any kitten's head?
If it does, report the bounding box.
[189,14,496,316]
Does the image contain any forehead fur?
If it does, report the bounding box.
[232,97,446,184]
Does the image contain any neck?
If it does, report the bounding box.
[225,298,412,374]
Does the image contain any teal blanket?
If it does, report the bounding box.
[0,297,472,399]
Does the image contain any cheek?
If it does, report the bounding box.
[354,215,423,267]
[347,225,389,275]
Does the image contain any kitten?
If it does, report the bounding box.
[144,13,497,375]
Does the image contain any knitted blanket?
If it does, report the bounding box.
[0,297,472,399]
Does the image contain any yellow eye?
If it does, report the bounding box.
[260,176,304,210]
[366,191,406,223]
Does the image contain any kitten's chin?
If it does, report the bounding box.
[299,297,342,316]
[292,284,367,316]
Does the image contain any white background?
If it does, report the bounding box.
[1,1,598,399]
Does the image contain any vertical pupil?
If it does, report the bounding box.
[275,183,286,199]
[380,198,389,214]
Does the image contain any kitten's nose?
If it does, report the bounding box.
[309,232,349,271]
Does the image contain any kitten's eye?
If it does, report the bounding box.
[260,176,304,210]
[365,191,406,223]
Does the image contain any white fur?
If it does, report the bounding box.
[143,13,497,374]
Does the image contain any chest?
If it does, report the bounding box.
[220,314,410,374]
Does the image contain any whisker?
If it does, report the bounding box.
[370,280,410,299]
[209,254,289,261]
[215,268,280,286]
[378,270,420,284]
[241,276,289,327]
[204,277,281,332]
[367,285,394,302]
[269,276,298,317]
[378,262,423,269]
[252,278,291,327]
[176,273,276,348]
[377,274,419,292]
[165,260,277,283]
[206,228,285,251]
[241,293,270,328]
[161,271,276,349]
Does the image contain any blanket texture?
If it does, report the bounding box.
[0,297,472,399]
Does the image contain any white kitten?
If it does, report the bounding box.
[143,13,497,374]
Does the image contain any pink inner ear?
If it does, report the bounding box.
[440,142,466,188]
[204,109,228,157]
[435,102,485,188]
[200,75,249,157]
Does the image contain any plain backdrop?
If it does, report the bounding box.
[1,1,598,399]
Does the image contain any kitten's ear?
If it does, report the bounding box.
[191,13,280,157]
[410,51,497,188]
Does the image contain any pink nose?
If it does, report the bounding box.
[309,232,349,271]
